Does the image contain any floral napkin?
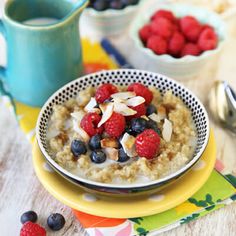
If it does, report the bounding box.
[1,38,235,236]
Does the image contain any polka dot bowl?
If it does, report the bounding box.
[36,69,210,197]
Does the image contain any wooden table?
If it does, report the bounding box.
[0,3,236,236]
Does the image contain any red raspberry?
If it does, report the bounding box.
[198,28,218,51]
[95,83,118,103]
[127,103,146,120]
[20,222,46,236]
[181,43,201,57]
[105,112,125,138]
[127,83,153,105]
[180,16,202,42]
[80,113,104,137]
[139,24,152,43]
[168,31,186,57]
[147,35,168,55]
[135,129,161,159]
[202,24,214,32]
[151,9,176,23]
[150,17,174,40]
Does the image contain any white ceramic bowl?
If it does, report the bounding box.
[80,3,141,36]
[129,3,226,80]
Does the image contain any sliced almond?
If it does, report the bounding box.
[113,101,137,116]
[73,119,90,142]
[101,138,119,148]
[141,115,149,121]
[104,147,119,161]
[120,133,137,157]
[162,118,173,142]
[111,92,136,100]
[84,97,97,112]
[98,103,114,127]
[148,113,162,123]
[71,110,86,122]
[125,96,145,107]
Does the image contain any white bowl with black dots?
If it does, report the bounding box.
[36,69,210,196]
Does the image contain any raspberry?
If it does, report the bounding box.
[105,112,125,138]
[151,9,176,23]
[95,83,118,103]
[127,83,153,105]
[135,129,160,159]
[150,17,174,40]
[168,31,186,57]
[180,16,202,42]
[202,24,214,32]
[139,24,152,43]
[198,28,217,51]
[181,43,201,57]
[20,222,46,236]
[127,103,146,120]
[80,113,104,137]
[147,35,168,55]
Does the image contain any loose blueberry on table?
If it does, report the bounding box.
[47,213,66,231]
[20,211,38,224]
[88,0,140,11]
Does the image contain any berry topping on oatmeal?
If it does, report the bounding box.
[47,83,197,184]
[89,134,102,150]
[71,140,87,159]
[95,83,118,103]
[135,129,161,159]
[80,112,104,137]
[127,83,153,105]
[90,150,107,164]
[104,112,126,138]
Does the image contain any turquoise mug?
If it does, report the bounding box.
[0,0,88,107]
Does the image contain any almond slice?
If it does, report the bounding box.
[101,138,119,148]
[148,113,162,123]
[84,97,97,112]
[125,96,145,107]
[111,92,136,100]
[98,103,114,127]
[104,147,119,161]
[73,119,90,142]
[120,133,137,157]
[162,118,172,142]
[113,101,137,116]
[71,110,86,122]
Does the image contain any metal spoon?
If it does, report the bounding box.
[209,81,236,133]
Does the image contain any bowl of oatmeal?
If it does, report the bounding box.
[36,69,209,196]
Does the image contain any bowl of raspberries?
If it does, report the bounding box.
[130,4,226,80]
[81,0,141,36]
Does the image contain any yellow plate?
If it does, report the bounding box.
[32,131,216,218]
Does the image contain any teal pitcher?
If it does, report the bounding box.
[0,0,88,107]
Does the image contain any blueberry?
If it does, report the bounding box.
[110,0,125,9]
[20,211,38,224]
[71,140,87,158]
[146,104,157,116]
[93,0,109,11]
[131,118,147,134]
[147,119,161,135]
[90,150,106,164]
[118,148,130,162]
[125,126,137,136]
[47,213,65,231]
[89,135,101,150]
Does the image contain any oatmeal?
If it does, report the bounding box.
[47,83,197,184]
